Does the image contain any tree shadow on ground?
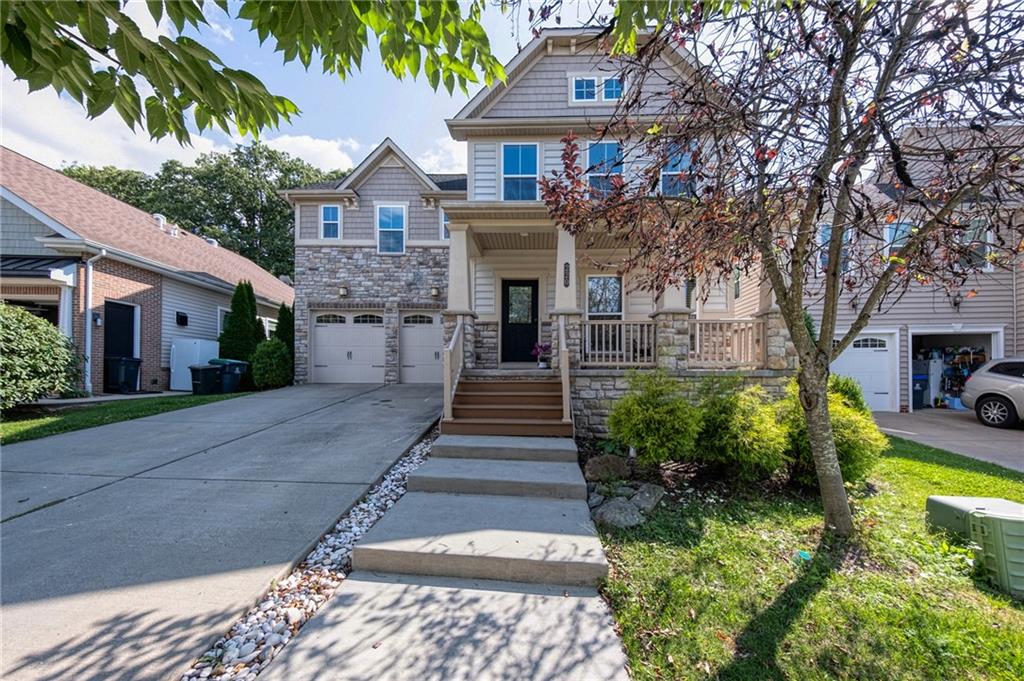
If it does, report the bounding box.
[716,535,847,681]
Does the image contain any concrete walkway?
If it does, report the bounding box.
[0,384,441,681]
[262,435,629,680]
[875,410,1024,472]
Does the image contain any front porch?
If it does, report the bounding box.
[438,207,796,436]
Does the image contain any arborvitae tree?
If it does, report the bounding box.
[219,281,260,362]
[245,282,266,347]
[273,303,294,360]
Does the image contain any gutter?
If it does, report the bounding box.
[82,249,107,394]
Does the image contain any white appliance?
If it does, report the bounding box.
[170,338,220,391]
[927,358,944,406]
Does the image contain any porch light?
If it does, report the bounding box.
[430,286,440,298]
[339,285,348,298]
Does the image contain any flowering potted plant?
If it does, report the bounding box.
[531,342,552,369]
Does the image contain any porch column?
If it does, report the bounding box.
[445,223,472,314]
[651,283,692,372]
[49,264,76,339]
[553,228,579,314]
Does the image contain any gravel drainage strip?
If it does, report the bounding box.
[180,429,436,681]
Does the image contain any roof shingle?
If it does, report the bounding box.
[1,146,293,306]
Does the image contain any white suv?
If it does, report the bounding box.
[961,358,1024,428]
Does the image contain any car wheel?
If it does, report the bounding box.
[975,395,1019,428]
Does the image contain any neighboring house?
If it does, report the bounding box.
[0,146,294,395]
[283,29,795,437]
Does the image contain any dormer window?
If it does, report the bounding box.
[573,77,597,101]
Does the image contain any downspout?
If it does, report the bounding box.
[82,249,107,394]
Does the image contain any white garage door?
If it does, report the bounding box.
[311,312,386,383]
[400,312,442,383]
[830,333,898,412]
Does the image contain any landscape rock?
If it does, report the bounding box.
[630,483,666,513]
[593,497,644,529]
[587,493,605,509]
[584,454,629,482]
[613,485,635,497]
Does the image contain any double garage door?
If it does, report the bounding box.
[311,311,441,383]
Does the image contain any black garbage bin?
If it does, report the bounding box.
[104,356,141,394]
[190,364,222,395]
[209,358,249,393]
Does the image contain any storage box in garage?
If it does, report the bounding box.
[925,496,1023,540]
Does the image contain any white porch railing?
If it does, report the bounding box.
[688,319,765,368]
[442,316,464,420]
[579,320,657,368]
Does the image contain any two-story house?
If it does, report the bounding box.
[284,29,798,437]
[284,27,1019,436]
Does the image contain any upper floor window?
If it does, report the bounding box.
[959,218,991,269]
[376,204,406,254]
[733,268,742,299]
[661,146,695,197]
[441,210,450,240]
[603,77,623,101]
[588,142,623,195]
[502,144,538,200]
[888,221,913,256]
[819,224,852,273]
[573,77,597,101]
[320,205,341,239]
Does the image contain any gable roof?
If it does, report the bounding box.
[0,146,293,306]
[336,138,441,192]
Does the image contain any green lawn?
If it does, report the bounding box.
[0,393,246,444]
[601,437,1024,681]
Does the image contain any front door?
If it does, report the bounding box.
[501,279,539,362]
[104,301,135,358]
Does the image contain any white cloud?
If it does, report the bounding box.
[416,137,467,173]
[258,134,360,170]
[206,19,234,42]
[0,68,229,173]
[120,1,173,41]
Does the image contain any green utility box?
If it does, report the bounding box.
[969,508,1024,600]
[925,496,1022,540]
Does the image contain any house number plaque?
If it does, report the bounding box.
[563,262,570,287]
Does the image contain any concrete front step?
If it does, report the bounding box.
[432,434,579,461]
[351,492,608,586]
[259,572,630,681]
[408,457,587,499]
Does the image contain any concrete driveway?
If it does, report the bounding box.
[0,384,441,681]
[874,410,1024,472]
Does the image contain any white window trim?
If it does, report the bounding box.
[568,73,624,105]
[440,208,450,241]
[375,202,408,255]
[319,204,342,240]
[961,220,995,272]
[500,142,540,201]
[217,306,231,335]
[585,274,624,320]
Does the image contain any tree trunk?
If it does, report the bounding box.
[797,359,854,536]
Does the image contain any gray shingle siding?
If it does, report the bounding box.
[1,197,60,255]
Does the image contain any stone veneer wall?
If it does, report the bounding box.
[293,246,448,383]
[473,321,499,368]
[571,368,794,437]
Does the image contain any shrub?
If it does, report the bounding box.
[607,369,702,465]
[0,302,78,409]
[828,373,871,415]
[219,281,261,362]
[251,338,292,390]
[695,378,789,481]
[273,302,294,359]
[778,381,887,488]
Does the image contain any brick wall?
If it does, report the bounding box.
[73,259,164,393]
[293,246,448,383]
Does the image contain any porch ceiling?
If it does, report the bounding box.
[476,232,557,251]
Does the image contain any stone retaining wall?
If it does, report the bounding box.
[571,368,794,437]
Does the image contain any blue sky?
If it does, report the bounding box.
[1,2,585,174]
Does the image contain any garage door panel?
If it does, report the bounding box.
[830,334,898,412]
[400,312,442,383]
[312,313,385,383]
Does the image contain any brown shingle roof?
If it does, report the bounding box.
[1,146,293,306]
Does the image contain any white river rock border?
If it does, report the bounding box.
[180,429,437,681]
